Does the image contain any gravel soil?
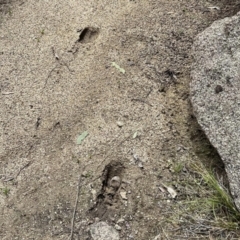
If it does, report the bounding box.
[0,0,240,239]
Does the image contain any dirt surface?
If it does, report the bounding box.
[0,0,240,239]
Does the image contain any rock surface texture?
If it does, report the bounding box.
[191,12,240,210]
[90,222,119,240]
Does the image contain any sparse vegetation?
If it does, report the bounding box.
[192,163,240,228]
[1,0,240,239]
[173,162,184,174]
[1,187,10,197]
[168,162,240,238]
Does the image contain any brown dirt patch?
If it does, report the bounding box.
[0,0,240,239]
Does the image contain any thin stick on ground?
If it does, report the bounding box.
[15,161,32,179]
[69,173,82,240]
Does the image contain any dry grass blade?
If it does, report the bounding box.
[191,163,240,230]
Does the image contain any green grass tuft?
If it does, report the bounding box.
[192,163,240,230]
[1,187,10,197]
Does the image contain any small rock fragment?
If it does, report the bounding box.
[158,186,166,193]
[120,191,128,200]
[161,183,177,199]
[117,121,124,127]
[167,187,177,199]
[117,218,125,224]
[133,131,138,138]
[138,161,143,169]
[90,221,119,240]
[82,171,88,177]
[91,189,97,201]
[115,224,122,231]
[110,176,121,189]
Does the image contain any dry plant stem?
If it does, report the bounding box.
[15,161,32,178]
[69,173,82,240]
[69,162,93,240]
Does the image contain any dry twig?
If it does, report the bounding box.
[69,173,82,240]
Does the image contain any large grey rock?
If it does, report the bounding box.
[190,12,240,210]
[89,221,119,240]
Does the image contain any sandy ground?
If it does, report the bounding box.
[0,0,240,239]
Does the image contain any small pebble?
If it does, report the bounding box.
[120,191,128,200]
[115,224,122,231]
[91,189,97,201]
[82,171,88,177]
[117,218,125,224]
[110,176,121,189]
[138,162,143,168]
[117,121,124,127]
